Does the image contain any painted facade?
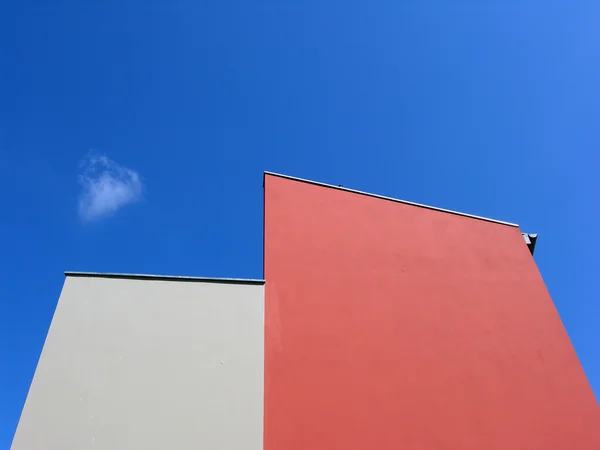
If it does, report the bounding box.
[12,172,599,449]
[11,274,264,450]
[264,173,600,450]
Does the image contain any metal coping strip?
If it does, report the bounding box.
[264,171,519,227]
[64,271,265,285]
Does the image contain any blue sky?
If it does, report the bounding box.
[1,1,599,446]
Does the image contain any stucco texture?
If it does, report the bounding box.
[263,173,600,450]
[11,275,264,450]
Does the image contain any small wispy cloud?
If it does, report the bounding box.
[78,153,143,222]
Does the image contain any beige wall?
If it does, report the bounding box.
[11,274,265,450]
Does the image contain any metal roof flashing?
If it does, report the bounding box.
[264,171,519,228]
[64,272,265,285]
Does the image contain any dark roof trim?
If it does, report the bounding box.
[264,171,519,227]
[64,272,265,285]
[522,233,538,256]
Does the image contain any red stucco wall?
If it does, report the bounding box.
[263,173,599,450]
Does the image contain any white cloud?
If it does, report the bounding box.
[78,153,143,222]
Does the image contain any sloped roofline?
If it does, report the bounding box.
[264,171,519,227]
[64,272,265,285]
[66,174,531,286]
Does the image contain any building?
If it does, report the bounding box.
[11,172,600,449]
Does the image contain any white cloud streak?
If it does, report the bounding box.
[78,154,143,222]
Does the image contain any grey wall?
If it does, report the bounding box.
[11,274,265,450]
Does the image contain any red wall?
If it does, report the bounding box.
[264,173,599,450]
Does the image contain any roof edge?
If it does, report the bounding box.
[64,271,265,285]
[522,233,538,256]
[264,171,519,227]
